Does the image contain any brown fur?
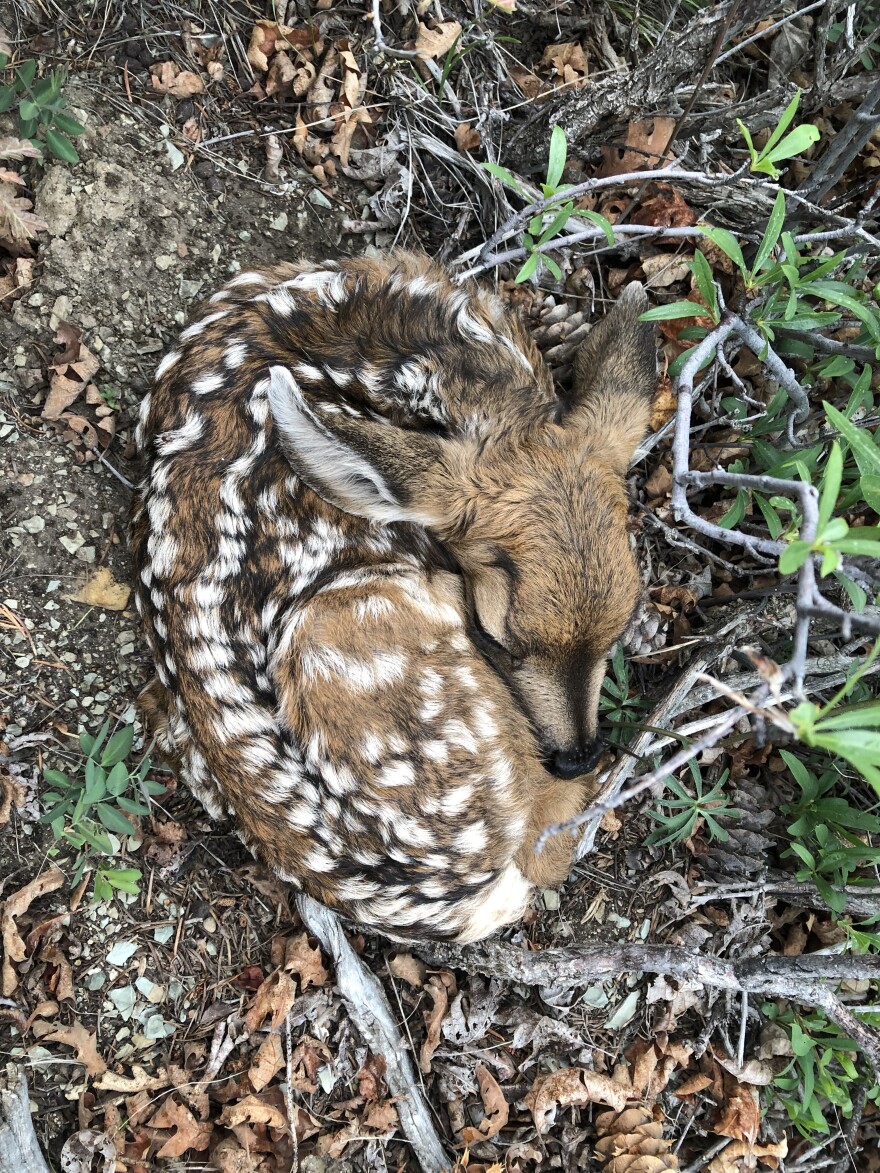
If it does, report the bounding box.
[130,253,656,941]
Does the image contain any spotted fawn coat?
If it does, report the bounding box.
[130,252,657,942]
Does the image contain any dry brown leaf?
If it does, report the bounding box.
[540,41,588,88]
[526,1068,628,1135]
[454,122,481,154]
[649,374,676,431]
[461,1063,509,1144]
[358,1053,387,1102]
[388,952,426,987]
[1,866,65,995]
[248,1032,285,1093]
[244,969,296,1032]
[247,20,315,72]
[220,1093,287,1131]
[281,931,328,990]
[714,1082,760,1146]
[0,181,47,245]
[42,943,74,1001]
[43,1021,107,1076]
[150,62,205,97]
[645,463,673,500]
[0,768,25,829]
[414,19,462,59]
[317,1121,359,1158]
[632,184,697,229]
[43,327,100,422]
[363,1100,399,1133]
[599,116,676,177]
[708,1137,788,1173]
[288,1035,332,1093]
[68,567,132,611]
[641,253,693,288]
[420,972,451,1072]
[265,50,297,96]
[150,1097,212,1158]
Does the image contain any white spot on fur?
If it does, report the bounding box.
[457,863,531,943]
[192,372,224,395]
[155,352,180,380]
[224,341,248,369]
[180,310,229,341]
[227,270,270,288]
[156,411,205,455]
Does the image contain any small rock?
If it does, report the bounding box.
[154,254,175,271]
[307,188,332,209]
[106,940,138,967]
[270,212,288,232]
[75,545,96,564]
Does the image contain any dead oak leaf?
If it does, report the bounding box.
[220,1093,287,1131]
[414,19,462,60]
[714,1081,760,1146]
[244,969,296,1032]
[526,1068,628,1135]
[281,930,328,990]
[599,116,676,177]
[389,952,426,987]
[43,1021,107,1076]
[708,1136,788,1173]
[248,1032,284,1093]
[454,122,481,154]
[420,972,453,1073]
[461,1063,509,1144]
[247,20,315,72]
[150,61,205,97]
[149,1097,212,1158]
[1,866,65,995]
[358,1053,387,1102]
[363,1100,399,1133]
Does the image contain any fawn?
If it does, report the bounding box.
[131,252,656,942]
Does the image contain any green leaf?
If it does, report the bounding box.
[0,86,15,114]
[698,225,745,274]
[861,474,880,513]
[779,540,812,574]
[106,761,130,797]
[765,123,821,165]
[823,402,880,476]
[639,300,706,322]
[817,442,843,533]
[668,345,715,378]
[483,161,525,194]
[52,111,86,136]
[95,802,135,835]
[103,868,141,894]
[78,824,115,854]
[718,488,747,530]
[819,355,855,379]
[546,124,567,190]
[763,90,802,156]
[834,537,880,556]
[45,128,79,163]
[537,201,573,246]
[43,768,71,788]
[116,795,151,816]
[811,282,880,342]
[575,208,615,247]
[15,60,37,89]
[753,189,786,275]
[101,726,134,768]
[543,255,563,282]
[514,251,540,284]
[690,250,718,321]
[834,571,867,613]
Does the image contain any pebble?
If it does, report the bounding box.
[154,254,175,271]
[270,212,288,231]
[75,546,96,563]
[308,188,332,209]
[22,515,45,535]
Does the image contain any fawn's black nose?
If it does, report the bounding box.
[549,740,603,779]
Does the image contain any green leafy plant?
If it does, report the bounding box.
[484,126,614,283]
[0,55,85,162]
[738,90,820,179]
[787,641,880,797]
[763,1003,880,1138]
[40,721,163,901]
[599,643,649,744]
[779,748,880,914]
[646,760,740,847]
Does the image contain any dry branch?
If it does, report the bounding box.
[418,941,880,1076]
[296,895,449,1173]
[0,1066,51,1173]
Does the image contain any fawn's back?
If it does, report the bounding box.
[131,252,656,941]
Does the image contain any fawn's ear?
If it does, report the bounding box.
[569,283,658,472]
[267,365,445,525]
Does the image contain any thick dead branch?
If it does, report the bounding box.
[0,1066,51,1173]
[417,942,880,1076]
[296,895,449,1173]
[509,3,743,163]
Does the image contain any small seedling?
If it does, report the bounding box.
[40,721,164,901]
[738,90,819,179]
[0,55,85,162]
[484,125,614,283]
[646,760,740,847]
[600,644,649,745]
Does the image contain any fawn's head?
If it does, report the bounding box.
[269,284,657,778]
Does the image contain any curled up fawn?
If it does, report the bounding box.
[131,253,657,942]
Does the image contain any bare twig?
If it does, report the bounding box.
[417,940,880,1076]
[0,1066,51,1173]
[296,895,448,1173]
